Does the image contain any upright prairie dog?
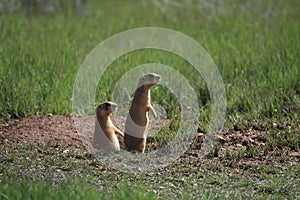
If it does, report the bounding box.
[92,101,124,153]
[124,73,161,153]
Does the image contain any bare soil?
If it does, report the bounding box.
[0,115,81,145]
[0,114,170,147]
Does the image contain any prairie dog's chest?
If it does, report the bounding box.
[135,90,151,107]
[99,118,114,129]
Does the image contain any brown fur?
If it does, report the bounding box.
[124,73,160,153]
[92,102,124,153]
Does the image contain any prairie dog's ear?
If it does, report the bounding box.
[97,103,105,110]
[96,103,107,114]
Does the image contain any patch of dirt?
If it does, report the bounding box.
[0,115,170,146]
[0,115,81,145]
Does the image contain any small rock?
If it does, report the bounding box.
[254,141,261,146]
[63,149,70,154]
[218,135,226,144]
[249,138,255,143]
[197,132,204,137]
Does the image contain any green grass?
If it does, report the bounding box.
[0,176,99,200]
[0,142,299,199]
[0,0,300,199]
[0,0,299,127]
[0,175,157,200]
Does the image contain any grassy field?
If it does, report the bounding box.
[0,0,299,199]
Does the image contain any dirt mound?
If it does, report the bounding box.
[0,115,170,146]
[0,115,81,145]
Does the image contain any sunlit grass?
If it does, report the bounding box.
[0,0,299,128]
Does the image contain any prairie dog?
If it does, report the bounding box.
[93,101,124,153]
[124,73,160,153]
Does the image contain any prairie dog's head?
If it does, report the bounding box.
[137,73,161,88]
[96,101,117,118]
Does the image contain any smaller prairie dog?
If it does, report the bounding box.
[124,73,161,153]
[93,101,124,153]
